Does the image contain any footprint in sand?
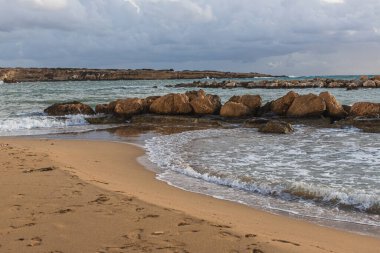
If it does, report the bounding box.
[27,237,42,247]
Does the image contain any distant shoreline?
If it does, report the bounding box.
[0,67,280,83]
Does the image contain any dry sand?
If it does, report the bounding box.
[0,138,379,253]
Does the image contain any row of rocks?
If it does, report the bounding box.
[44,90,380,122]
[171,76,380,90]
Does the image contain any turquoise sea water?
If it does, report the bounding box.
[0,76,379,236]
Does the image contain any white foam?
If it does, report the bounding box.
[145,127,380,215]
[0,114,89,136]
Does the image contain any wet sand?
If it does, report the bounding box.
[0,138,379,253]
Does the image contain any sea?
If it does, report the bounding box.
[0,75,379,237]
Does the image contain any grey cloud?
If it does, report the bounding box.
[0,0,380,75]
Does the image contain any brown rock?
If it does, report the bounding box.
[95,104,111,114]
[319,92,347,118]
[350,102,380,117]
[374,75,380,81]
[143,96,161,111]
[229,95,262,114]
[287,94,326,118]
[44,101,95,116]
[185,90,205,101]
[114,98,145,117]
[271,91,299,116]
[259,121,294,134]
[360,75,369,82]
[188,90,221,115]
[150,93,193,115]
[363,80,377,88]
[220,102,250,117]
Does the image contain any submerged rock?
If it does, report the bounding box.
[44,101,95,116]
[258,121,294,134]
[287,94,326,118]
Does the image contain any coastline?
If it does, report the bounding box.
[1,137,379,252]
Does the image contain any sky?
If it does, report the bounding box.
[0,0,380,75]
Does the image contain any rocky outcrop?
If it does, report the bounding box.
[271,91,299,116]
[220,102,250,118]
[228,95,262,115]
[114,98,145,117]
[150,93,193,115]
[174,77,380,90]
[287,94,326,118]
[350,102,380,117]
[258,121,294,134]
[186,90,221,115]
[0,67,273,83]
[44,101,95,116]
[319,92,347,118]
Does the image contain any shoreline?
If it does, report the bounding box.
[1,137,379,252]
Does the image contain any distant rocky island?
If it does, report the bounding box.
[0,67,276,83]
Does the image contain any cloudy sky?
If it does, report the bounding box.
[1,0,380,75]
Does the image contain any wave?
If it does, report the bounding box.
[145,128,380,215]
[0,114,89,136]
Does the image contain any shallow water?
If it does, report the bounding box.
[145,126,380,236]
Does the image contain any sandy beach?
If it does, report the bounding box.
[0,137,379,253]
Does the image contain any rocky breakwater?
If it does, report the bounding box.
[43,90,380,133]
[171,75,380,90]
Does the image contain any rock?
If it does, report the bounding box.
[95,104,111,114]
[229,95,262,115]
[185,90,205,101]
[257,102,274,117]
[350,102,380,117]
[220,102,250,118]
[258,121,294,134]
[360,75,369,82]
[363,80,377,88]
[243,118,270,128]
[150,93,193,115]
[44,101,95,116]
[342,105,352,114]
[271,91,299,116]
[225,81,237,88]
[143,96,161,111]
[85,116,127,124]
[187,90,221,115]
[374,75,380,81]
[114,98,145,117]
[346,83,359,90]
[287,94,326,118]
[319,91,347,118]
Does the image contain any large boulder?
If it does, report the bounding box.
[229,95,262,114]
[187,90,221,115]
[114,98,145,117]
[287,94,326,118]
[259,121,294,134]
[363,80,377,88]
[143,96,161,112]
[220,102,250,117]
[350,102,380,117]
[150,93,193,115]
[271,91,299,116]
[319,92,347,118]
[44,101,95,116]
